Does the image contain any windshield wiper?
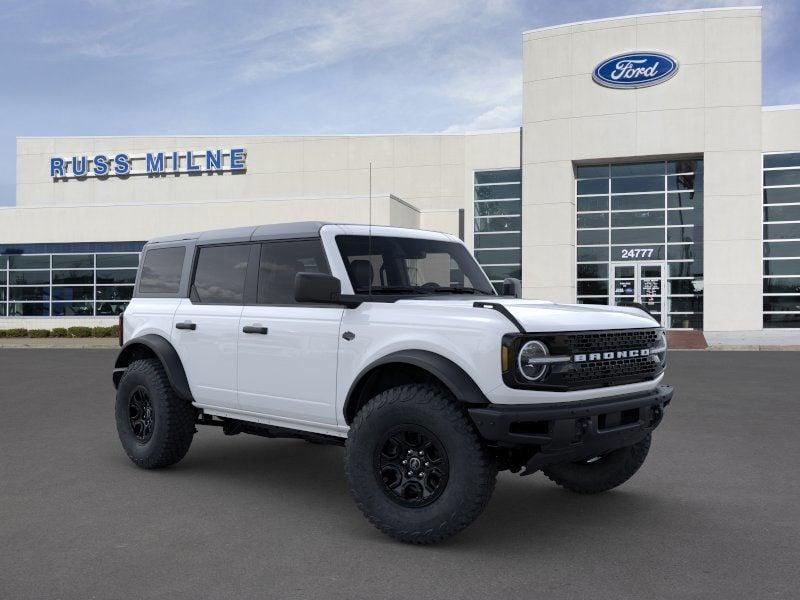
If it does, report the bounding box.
[428,286,483,294]
[353,286,427,295]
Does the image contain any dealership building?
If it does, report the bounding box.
[2,6,799,341]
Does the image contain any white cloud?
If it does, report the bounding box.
[442,103,521,132]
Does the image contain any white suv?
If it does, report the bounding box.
[113,222,672,544]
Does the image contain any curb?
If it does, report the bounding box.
[0,339,120,349]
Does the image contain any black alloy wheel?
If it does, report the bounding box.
[128,386,155,443]
[375,425,449,507]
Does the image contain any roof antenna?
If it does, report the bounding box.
[368,161,373,297]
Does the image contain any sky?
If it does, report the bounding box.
[1,0,799,206]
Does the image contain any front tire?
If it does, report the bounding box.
[115,358,196,469]
[542,434,652,494]
[345,384,496,544]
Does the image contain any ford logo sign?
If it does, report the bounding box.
[593,52,678,89]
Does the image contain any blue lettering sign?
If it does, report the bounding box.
[186,150,200,172]
[50,157,65,177]
[230,148,246,170]
[114,153,130,175]
[146,152,165,173]
[205,149,222,170]
[171,151,180,171]
[593,52,678,89]
[93,154,109,176]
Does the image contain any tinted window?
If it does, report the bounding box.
[258,240,329,305]
[192,244,250,304]
[139,247,186,294]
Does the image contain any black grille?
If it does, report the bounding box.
[566,329,660,354]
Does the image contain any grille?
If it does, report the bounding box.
[566,329,660,354]
[562,354,659,386]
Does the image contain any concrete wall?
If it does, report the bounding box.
[522,6,763,331]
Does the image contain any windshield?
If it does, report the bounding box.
[335,235,496,296]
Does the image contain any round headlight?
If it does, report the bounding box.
[517,340,550,382]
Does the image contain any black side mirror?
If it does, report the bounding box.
[295,272,342,304]
[501,277,522,298]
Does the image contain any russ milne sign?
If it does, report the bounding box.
[50,148,246,179]
[593,52,678,89]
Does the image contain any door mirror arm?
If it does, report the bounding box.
[295,272,361,307]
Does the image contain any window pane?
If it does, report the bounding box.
[764,170,800,186]
[611,162,663,177]
[764,223,800,240]
[577,264,608,278]
[612,194,663,210]
[578,297,609,305]
[9,271,50,285]
[0,271,6,285]
[668,227,695,243]
[763,188,800,204]
[577,280,608,295]
[0,255,6,268]
[764,313,800,327]
[611,228,664,244]
[611,210,664,228]
[52,302,94,316]
[96,286,134,301]
[52,286,94,301]
[577,196,608,212]
[577,179,607,195]
[670,297,703,312]
[257,240,329,304]
[763,296,800,311]
[139,247,185,294]
[52,254,93,268]
[96,253,139,268]
[667,191,702,209]
[193,244,250,304]
[9,302,49,316]
[611,246,665,261]
[474,249,521,264]
[474,170,520,184]
[483,265,521,280]
[764,205,800,222]
[764,153,800,168]
[474,216,520,232]
[10,287,50,301]
[764,259,800,275]
[0,304,5,316]
[577,213,608,228]
[669,279,702,294]
[669,262,700,277]
[667,174,698,191]
[763,278,800,293]
[669,314,703,328]
[474,232,521,249]
[577,229,608,245]
[667,245,695,261]
[668,209,700,225]
[611,176,663,194]
[474,200,520,216]
[474,184,521,200]
[97,269,137,285]
[0,288,5,301]
[576,165,608,178]
[578,247,609,262]
[96,302,128,316]
[764,241,800,258]
[52,270,93,284]
[667,159,701,174]
[9,255,49,269]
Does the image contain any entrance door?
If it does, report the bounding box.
[610,262,665,325]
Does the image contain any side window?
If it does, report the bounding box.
[138,246,186,294]
[191,244,250,304]
[257,239,329,304]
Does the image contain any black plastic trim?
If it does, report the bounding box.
[113,334,193,401]
[473,301,525,333]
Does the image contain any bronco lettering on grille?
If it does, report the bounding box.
[573,348,651,362]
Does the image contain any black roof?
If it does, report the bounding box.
[146,221,332,246]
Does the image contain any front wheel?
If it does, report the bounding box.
[345,384,497,544]
[542,434,652,494]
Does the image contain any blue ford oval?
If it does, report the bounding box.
[593,52,679,89]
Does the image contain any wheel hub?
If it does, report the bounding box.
[375,425,449,508]
[128,386,154,443]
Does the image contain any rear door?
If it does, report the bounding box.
[172,243,253,410]
[237,239,344,426]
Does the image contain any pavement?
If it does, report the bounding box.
[1,349,798,599]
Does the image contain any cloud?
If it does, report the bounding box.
[442,103,521,132]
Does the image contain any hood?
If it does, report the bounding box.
[397,297,660,333]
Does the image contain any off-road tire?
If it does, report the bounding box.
[345,384,497,544]
[542,434,652,494]
[115,358,196,469]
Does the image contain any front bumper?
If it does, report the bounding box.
[468,385,673,474]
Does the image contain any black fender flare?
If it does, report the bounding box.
[344,349,488,423]
[113,334,192,401]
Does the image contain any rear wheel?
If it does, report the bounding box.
[345,384,496,544]
[115,358,196,469]
[542,434,652,494]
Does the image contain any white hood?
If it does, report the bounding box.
[397,297,659,333]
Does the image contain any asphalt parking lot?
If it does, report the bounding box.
[1,350,798,599]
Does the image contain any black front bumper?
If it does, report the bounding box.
[468,385,673,474]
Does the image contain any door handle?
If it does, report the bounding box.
[242,325,269,335]
[175,321,196,330]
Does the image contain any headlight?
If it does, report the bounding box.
[517,340,550,381]
[653,329,667,367]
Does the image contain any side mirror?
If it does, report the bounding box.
[501,277,522,298]
[295,272,342,303]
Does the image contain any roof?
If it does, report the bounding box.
[146,221,332,246]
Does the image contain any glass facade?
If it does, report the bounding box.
[473,169,522,293]
[763,152,800,328]
[0,242,143,317]
[576,159,704,329]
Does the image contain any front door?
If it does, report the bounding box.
[610,262,665,325]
